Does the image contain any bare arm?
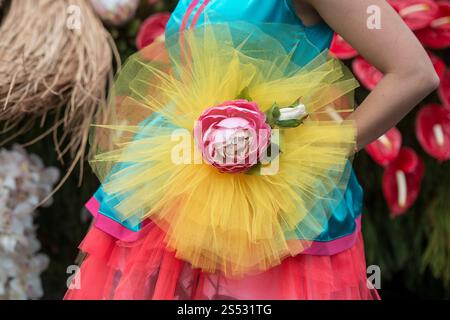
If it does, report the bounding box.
[302,0,440,150]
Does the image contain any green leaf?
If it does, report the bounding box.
[276,119,302,128]
[265,103,280,127]
[272,105,280,118]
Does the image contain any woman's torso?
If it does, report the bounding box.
[92,0,364,251]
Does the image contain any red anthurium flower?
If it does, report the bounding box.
[330,33,358,59]
[352,56,384,90]
[382,147,425,216]
[439,69,450,110]
[416,104,450,161]
[428,51,446,81]
[136,13,171,50]
[415,1,450,49]
[389,0,439,30]
[365,127,402,166]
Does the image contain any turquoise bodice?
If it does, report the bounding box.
[166,0,334,65]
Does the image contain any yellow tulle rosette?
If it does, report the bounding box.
[89,22,359,277]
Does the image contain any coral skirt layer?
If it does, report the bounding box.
[64,221,380,300]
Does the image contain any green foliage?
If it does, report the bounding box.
[421,173,450,289]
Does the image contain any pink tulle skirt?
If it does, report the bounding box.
[64,221,380,300]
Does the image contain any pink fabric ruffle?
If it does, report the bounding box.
[65,221,380,300]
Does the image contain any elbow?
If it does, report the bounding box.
[394,59,440,96]
[421,67,440,93]
[407,63,440,94]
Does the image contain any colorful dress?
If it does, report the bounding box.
[65,0,380,300]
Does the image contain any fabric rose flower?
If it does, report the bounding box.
[194,99,271,173]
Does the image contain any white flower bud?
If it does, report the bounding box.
[278,104,307,121]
